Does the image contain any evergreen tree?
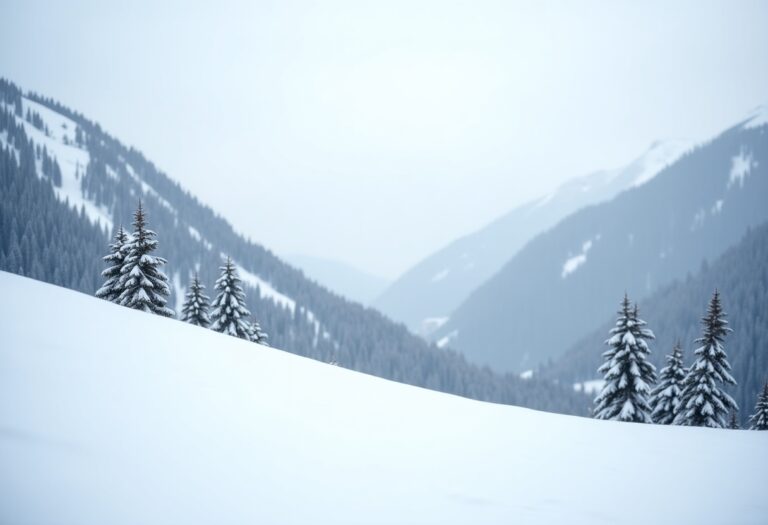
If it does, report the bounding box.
[210,257,251,340]
[249,318,269,346]
[594,295,657,422]
[95,225,129,303]
[181,274,210,327]
[748,382,768,430]
[728,411,740,430]
[649,342,687,424]
[116,202,174,317]
[675,290,737,428]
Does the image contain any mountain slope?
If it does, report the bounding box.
[285,253,390,305]
[0,77,586,415]
[1,271,766,525]
[374,139,693,334]
[539,222,768,425]
[433,111,768,372]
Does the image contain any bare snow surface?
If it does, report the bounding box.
[1,271,766,525]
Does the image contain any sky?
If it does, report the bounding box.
[2,0,767,279]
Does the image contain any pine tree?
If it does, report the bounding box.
[748,382,768,430]
[210,257,251,340]
[181,274,210,327]
[594,295,657,422]
[95,225,129,303]
[649,342,687,424]
[728,411,740,430]
[675,290,737,428]
[249,318,269,346]
[116,202,174,317]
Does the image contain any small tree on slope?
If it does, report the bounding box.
[181,274,210,327]
[95,225,129,303]
[210,257,251,340]
[594,296,657,422]
[117,202,174,317]
[249,319,269,346]
[649,342,687,425]
[748,383,768,431]
[728,411,740,430]
[674,290,737,428]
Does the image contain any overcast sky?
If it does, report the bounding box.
[2,0,767,278]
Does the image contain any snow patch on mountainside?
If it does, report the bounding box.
[431,268,450,283]
[11,97,113,234]
[436,330,458,348]
[235,263,296,314]
[2,272,766,525]
[743,104,768,130]
[561,236,599,279]
[631,139,694,187]
[728,150,755,189]
[573,379,606,395]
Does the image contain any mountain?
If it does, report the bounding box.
[374,139,694,335]
[432,107,768,372]
[0,77,587,415]
[2,271,766,525]
[538,221,768,426]
[284,253,390,305]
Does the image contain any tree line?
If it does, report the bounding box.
[594,291,768,430]
[95,201,269,345]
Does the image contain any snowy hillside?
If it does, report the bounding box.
[374,139,693,334]
[1,271,766,525]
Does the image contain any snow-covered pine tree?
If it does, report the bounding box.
[116,202,174,317]
[248,318,269,346]
[181,274,210,327]
[210,257,252,340]
[728,411,740,430]
[95,225,129,303]
[649,341,687,425]
[593,295,657,422]
[748,382,768,430]
[674,290,737,428]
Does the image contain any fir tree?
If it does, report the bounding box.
[210,257,251,340]
[181,274,210,327]
[594,295,657,422]
[728,411,740,430]
[95,225,129,303]
[748,382,768,431]
[116,202,174,317]
[249,318,269,346]
[675,290,737,428]
[649,341,687,424]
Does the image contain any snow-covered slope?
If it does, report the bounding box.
[374,139,694,334]
[1,271,765,525]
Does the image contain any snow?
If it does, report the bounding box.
[1,272,766,525]
[631,139,694,187]
[711,199,724,215]
[235,263,297,314]
[573,379,606,395]
[561,238,596,279]
[430,268,450,283]
[15,98,113,234]
[436,330,458,349]
[520,370,534,380]
[728,150,756,189]
[124,163,177,214]
[742,104,768,130]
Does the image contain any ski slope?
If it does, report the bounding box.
[0,272,766,525]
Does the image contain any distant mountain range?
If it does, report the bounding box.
[539,221,768,426]
[430,107,768,372]
[374,139,694,335]
[0,77,588,415]
[284,253,390,305]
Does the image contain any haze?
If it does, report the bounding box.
[2,0,767,278]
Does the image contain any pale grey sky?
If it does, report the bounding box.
[2,0,767,278]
